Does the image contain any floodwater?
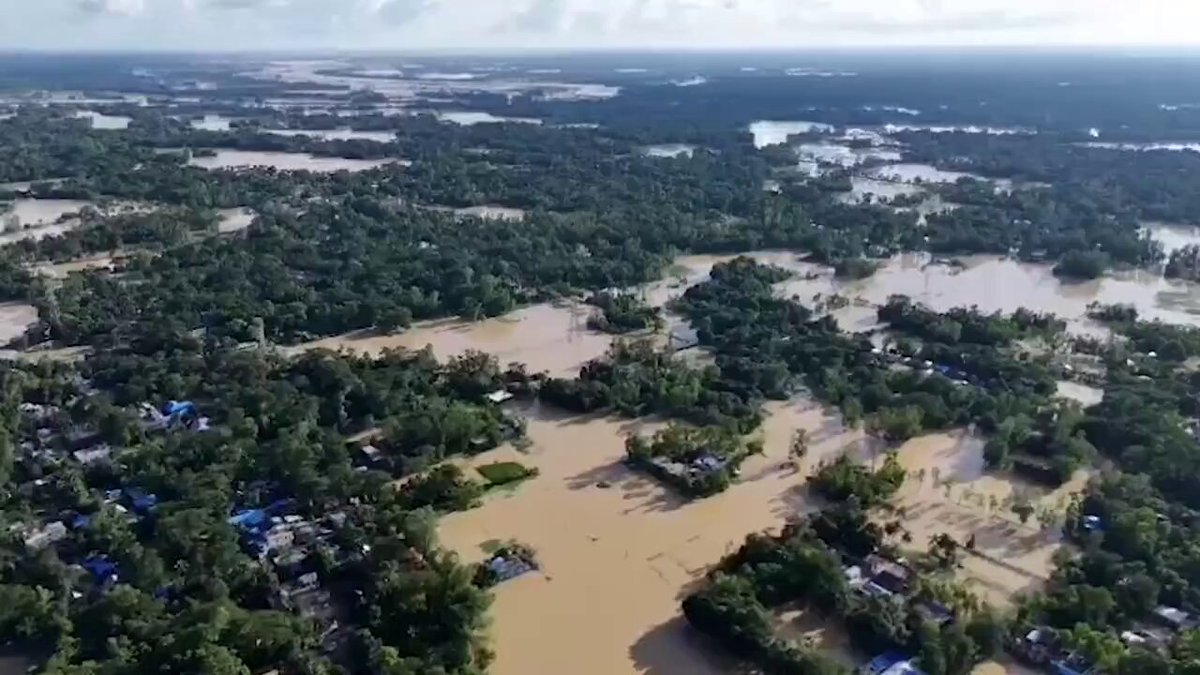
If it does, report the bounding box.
[454,205,526,221]
[263,127,398,143]
[187,150,394,172]
[640,144,696,159]
[295,253,723,374]
[217,207,256,233]
[190,114,232,131]
[297,303,609,377]
[883,124,1032,136]
[890,430,1084,607]
[1055,381,1104,407]
[796,143,903,167]
[866,163,984,184]
[767,252,1200,336]
[1143,221,1200,254]
[73,111,131,130]
[840,177,926,204]
[0,199,93,243]
[437,111,542,126]
[301,250,1200,374]
[31,256,115,279]
[0,178,67,192]
[1084,141,1200,153]
[438,396,867,675]
[0,302,38,345]
[749,120,835,148]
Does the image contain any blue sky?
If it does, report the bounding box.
[5,0,1199,51]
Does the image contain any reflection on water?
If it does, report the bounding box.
[749,120,834,148]
[188,150,395,172]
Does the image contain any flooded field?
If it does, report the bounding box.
[640,144,696,159]
[749,120,835,148]
[883,124,1032,136]
[295,254,723,373]
[766,252,1200,336]
[454,205,526,221]
[1143,221,1200,254]
[1055,381,1104,406]
[866,163,985,184]
[0,303,38,345]
[188,150,394,172]
[190,114,232,131]
[437,111,542,126]
[263,127,398,143]
[890,430,1085,607]
[1084,141,1200,153]
[217,208,256,233]
[438,396,865,675]
[73,111,131,130]
[2,198,91,227]
[797,142,903,167]
[31,255,115,279]
[840,177,926,204]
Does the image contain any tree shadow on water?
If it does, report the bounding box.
[629,617,747,675]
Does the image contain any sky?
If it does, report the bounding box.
[5,0,1200,52]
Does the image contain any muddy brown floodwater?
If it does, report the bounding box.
[295,248,1125,674]
[438,398,869,675]
[294,254,727,375]
[890,430,1086,608]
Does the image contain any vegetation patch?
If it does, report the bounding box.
[476,461,539,488]
[625,423,758,497]
[585,291,664,334]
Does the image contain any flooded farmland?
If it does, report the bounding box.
[290,247,1126,673]
[73,111,131,130]
[437,111,542,126]
[640,144,696,158]
[0,302,38,345]
[190,114,232,131]
[263,127,398,143]
[766,252,1200,336]
[438,397,866,675]
[889,431,1084,607]
[217,208,256,233]
[749,120,835,148]
[1143,221,1200,254]
[187,150,395,172]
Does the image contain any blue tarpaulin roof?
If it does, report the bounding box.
[865,652,908,675]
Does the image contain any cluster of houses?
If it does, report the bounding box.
[1015,606,1197,675]
[228,499,349,647]
[841,554,956,675]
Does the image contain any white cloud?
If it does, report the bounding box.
[4,0,1200,50]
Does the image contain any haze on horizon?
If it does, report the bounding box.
[4,0,1200,53]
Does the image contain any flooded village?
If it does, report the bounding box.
[3,46,1200,675]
